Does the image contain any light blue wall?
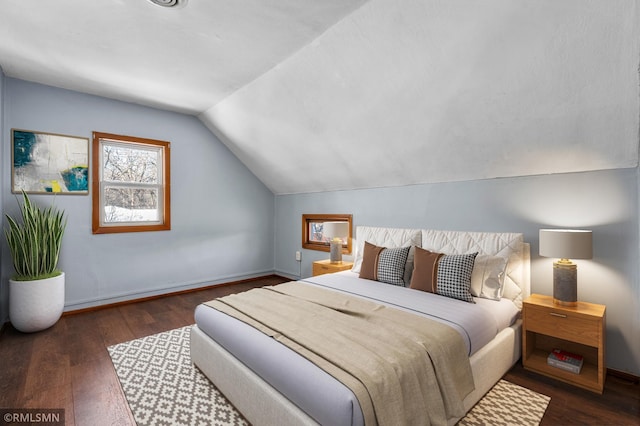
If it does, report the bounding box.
[1,78,275,318]
[275,169,640,376]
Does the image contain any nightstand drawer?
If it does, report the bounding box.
[312,263,333,275]
[524,305,600,347]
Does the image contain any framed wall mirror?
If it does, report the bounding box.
[302,214,353,254]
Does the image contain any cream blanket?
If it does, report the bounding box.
[205,281,474,425]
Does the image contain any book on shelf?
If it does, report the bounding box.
[547,348,584,374]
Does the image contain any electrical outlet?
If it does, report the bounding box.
[295,251,302,261]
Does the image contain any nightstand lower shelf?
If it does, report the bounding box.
[524,347,600,391]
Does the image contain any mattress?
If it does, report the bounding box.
[194,273,519,426]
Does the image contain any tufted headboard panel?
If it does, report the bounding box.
[352,226,530,309]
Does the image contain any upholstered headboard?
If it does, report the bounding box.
[351,226,531,309]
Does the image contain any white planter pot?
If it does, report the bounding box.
[9,272,65,333]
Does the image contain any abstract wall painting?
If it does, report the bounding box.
[12,129,89,194]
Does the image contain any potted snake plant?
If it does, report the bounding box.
[4,191,67,332]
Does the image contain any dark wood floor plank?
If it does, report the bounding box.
[1,275,637,426]
[95,308,137,348]
[0,326,34,408]
[71,357,135,426]
[19,383,75,425]
[21,322,72,406]
[64,313,113,367]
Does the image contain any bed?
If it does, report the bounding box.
[191,227,530,425]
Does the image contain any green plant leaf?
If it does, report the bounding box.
[4,191,66,280]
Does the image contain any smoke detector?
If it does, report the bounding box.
[147,0,188,8]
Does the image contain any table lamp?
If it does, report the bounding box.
[539,229,592,307]
[323,221,349,263]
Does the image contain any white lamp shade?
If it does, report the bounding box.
[323,221,349,239]
[539,229,592,259]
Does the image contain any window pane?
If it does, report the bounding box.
[102,144,159,184]
[103,187,159,223]
[309,222,325,242]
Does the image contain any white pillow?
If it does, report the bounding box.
[470,254,508,301]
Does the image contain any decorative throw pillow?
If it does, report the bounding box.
[437,252,478,303]
[470,254,508,301]
[410,247,478,303]
[409,247,443,293]
[359,241,410,286]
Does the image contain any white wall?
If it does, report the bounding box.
[204,0,639,195]
[274,169,640,376]
[1,78,276,319]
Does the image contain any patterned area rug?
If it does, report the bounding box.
[108,326,247,425]
[108,326,550,426]
[458,379,551,426]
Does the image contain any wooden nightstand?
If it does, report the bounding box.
[312,259,353,276]
[522,294,606,393]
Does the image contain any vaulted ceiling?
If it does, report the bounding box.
[1,0,638,194]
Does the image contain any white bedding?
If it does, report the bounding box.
[301,271,519,356]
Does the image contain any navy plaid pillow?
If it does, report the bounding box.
[436,253,478,303]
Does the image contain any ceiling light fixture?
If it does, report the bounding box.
[147,0,188,8]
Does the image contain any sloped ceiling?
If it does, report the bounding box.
[0,0,368,112]
[1,0,638,194]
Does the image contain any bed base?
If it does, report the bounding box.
[191,324,318,425]
[190,320,521,426]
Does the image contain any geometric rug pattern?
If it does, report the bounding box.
[458,379,551,426]
[108,326,248,426]
[109,326,549,426]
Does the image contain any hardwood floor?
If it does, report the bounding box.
[504,364,639,426]
[1,275,637,426]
